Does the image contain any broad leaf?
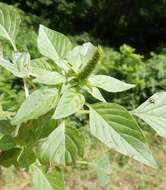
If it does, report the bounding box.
[13,52,30,77]
[33,71,65,85]
[66,42,97,72]
[0,3,21,49]
[52,88,85,119]
[39,122,84,165]
[0,135,15,150]
[30,57,56,77]
[18,148,36,170]
[84,86,106,102]
[89,103,156,168]
[0,52,31,78]
[32,166,64,190]
[15,114,57,146]
[38,25,72,69]
[12,88,59,125]
[133,92,166,137]
[0,57,23,77]
[89,75,135,92]
[92,153,111,186]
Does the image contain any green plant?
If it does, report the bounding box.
[95,45,166,108]
[0,3,166,189]
[2,0,166,52]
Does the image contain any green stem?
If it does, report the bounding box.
[23,78,29,98]
[76,160,90,165]
[11,42,29,98]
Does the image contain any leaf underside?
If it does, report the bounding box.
[133,92,166,137]
[39,122,84,165]
[89,103,156,168]
[12,88,59,125]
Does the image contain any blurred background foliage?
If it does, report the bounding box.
[1,0,166,52]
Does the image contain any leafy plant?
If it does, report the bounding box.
[95,45,166,109]
[0,3,166,189]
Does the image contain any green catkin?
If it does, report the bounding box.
[77,46,103,81]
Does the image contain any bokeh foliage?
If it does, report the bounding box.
[1,0,166,52]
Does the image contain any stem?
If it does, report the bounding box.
[23,78,29,98]
[11,42,29,98]
[11,40,17,52]
[76,160,90,165]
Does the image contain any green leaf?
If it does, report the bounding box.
[38,25,72,69]
[66,42,97,72]
[18,148,36,170]
[0,135,15,150]
[32,166,64,190]
[89,75,135,92]
[132,92,166,138]
[0,3,21,49]
[84,86,106,102]
[15,114,57,146]
[39,122,84,165]
[0,57,23,77]
[92,153,111,186]
[0,120,15,135]
[0,148,21,167]
[0,52,31,78]
[13,52,30,77]
[30,57,56,77]
[52,88,85,119]
[12,88,59,125]
[33,71,66,85]
[89,103,156,168]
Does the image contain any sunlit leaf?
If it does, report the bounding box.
[30,57,56,77]
[133,92,166,137]
[52,88,85,119]
[33,71,65,85]
[84,86,106,102]
[32,166,64,190]
[13,52,30,77]
[39,122,84,165]
[12,88,59,125]
[89,103,156,168]
[0,57,23,77]
[89,75,135,92]
[38,25,72,69]
[0,3,21,49]
[66,42,97,72]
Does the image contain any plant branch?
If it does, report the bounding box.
[11,42,29,98]
[23,78,29,98]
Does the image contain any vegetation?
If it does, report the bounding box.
[0,2,166,190]
[1,0,166,52]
